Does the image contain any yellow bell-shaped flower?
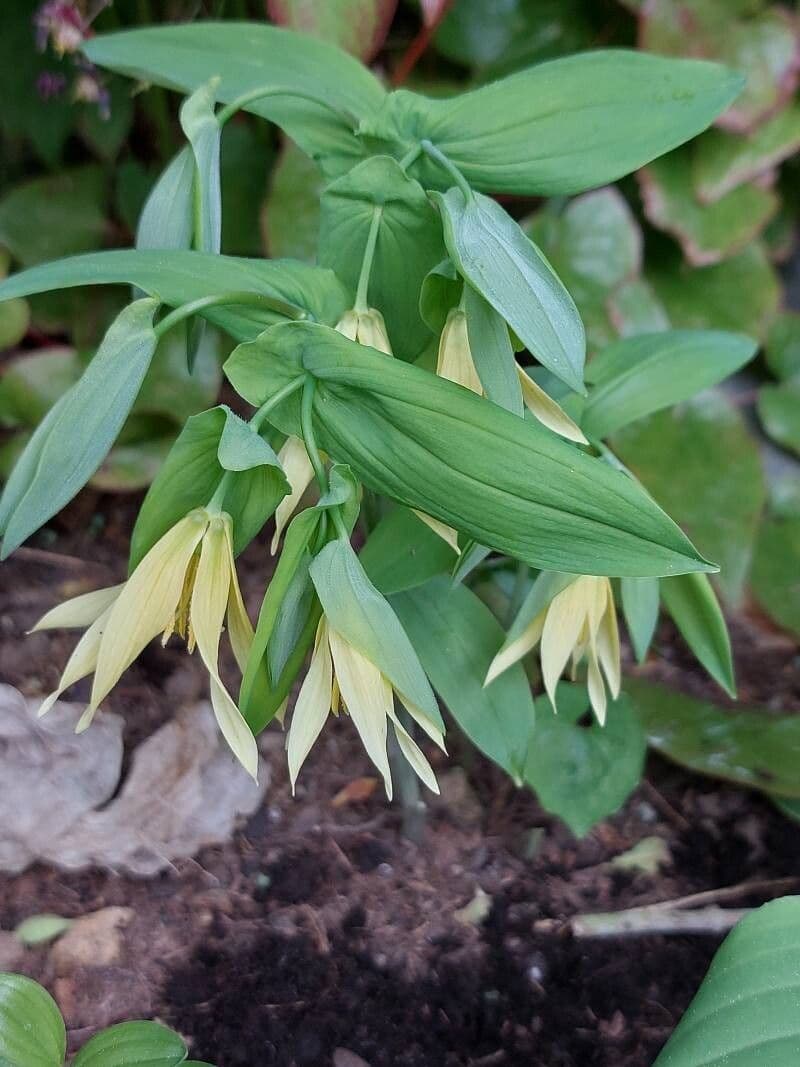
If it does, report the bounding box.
[335,308,393,355]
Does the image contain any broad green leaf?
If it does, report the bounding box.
[391,575,536,781]
[627,676,800,798]
[360,505,456,595]
[72,1020,187,1067]
[620,577,660,663]
[766,313,800,381]
[221,123,274,257]
[180,80,222,256]
[267,0,397,61]
[433,188,586,393]
[660,572,735,696]
[310,539,444,731]
[0,250,350,337]
[217,408,285,473]
[129,407,288,569]
[263,140,322,262]
[654,896,800,1067]
[319,156,445,360]
[85,23,386,173]
[0,299,160,558]
[463,284,523,415]
[751,514,800,638]
[758,382,800,456]
[639,148,778,266]
[391,50,743,195]
[0,973,65,1067]
[226,322,713,577]
[694,102,800,202]
[0,167,107,268]
[523,683,646,837]
[136,148,194,253]
[613,392,765,603]
[582,330,757,438]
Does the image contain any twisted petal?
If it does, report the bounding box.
[30,584,123,633]
[191,517,258,781]
[540,577,590,710]
[37,604,114,721]
[222,515,254,673]
[517,365,588,444]
[271,436,315,554]
[90,510,208,713]
[485,610,546,686]
[388,707,440,794]
[328,626,392,799]
[287,620,333,792]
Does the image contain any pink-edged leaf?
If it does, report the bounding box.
[267,0,398,61]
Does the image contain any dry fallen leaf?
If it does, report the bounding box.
[331,776,379,808]
[0,684,268,876]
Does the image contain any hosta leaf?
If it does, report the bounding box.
[758,381,800,456]
[226,321,712,577]
[660,572,735,696]
[751,514,800,638]
[72,1020,187,1067]
[654,897,800,1067]
[85,23,386,173]
[433,188,585,393]
[523,683,646,837]
[263,140,323,262]
[639,147,778,266]
[620,576,660,663]
[582,329,757,438]
[391,575,536,781]
[267,0,398,61]
[0,973,65,1067]
[360,505,456,595]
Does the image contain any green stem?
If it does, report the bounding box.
[250,376,306,432]
[207,470,233,514]
[420,139,474,203]
[301,376,350,541]
[399,144,422,171]
[216,85,354,128]
[154,290,309,340]
[354,206,383,312]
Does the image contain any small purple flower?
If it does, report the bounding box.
[36,71,68,101]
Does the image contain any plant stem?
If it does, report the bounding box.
[250,376,306,432]
[399,144,422,171]
[207,470,233,514]
[354,206,383,312]
[216,85,354,129]
[420,140,474,203]
[300,377,350,541]
[154,290,309,340]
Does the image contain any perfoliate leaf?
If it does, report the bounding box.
[217,408,284,473]
[433,188,586,393]
[0,972,66,1067]
[71,1020,187,1067]
[620,576,660,664]
[135,147,194,252]
[660,572,735,697]
[0,298,160,558]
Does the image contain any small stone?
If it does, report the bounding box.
[50,907,133,975]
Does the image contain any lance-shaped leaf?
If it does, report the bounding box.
[463,284,523,416]
[180,79,222,256]
[136,147,194,252]
[433,188,585,393]
[661,572,735,697]
[318,156,445,361]
[84,23,385,174]
[72,1021,188,1067]
[129,407,289,569]
[386,51,743,195]
[0,298,160,558]
[225,321,714,577]
[620,576,660,664]
[0,250,349,337]
[391,575,535,782]
[0,973,65,1067]
[582,329,757,439]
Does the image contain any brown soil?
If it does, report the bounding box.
[1,494,799,1067]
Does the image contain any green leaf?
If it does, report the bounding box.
[72,1020,187,1067]
[765,312,800,382]
[503,570,573,649]
[136,148,194,253]
[0,348,81,429]
[391,575,536,781]
[310,539,445,731]
[221,123,274,257]
[0,973,65,1067]
[319,156,445,361]
[84,23,385,174]
[134,328,222,426]
[395,50,743,195]
[360,506,456,595]
[263,140,322,262]
[463,284,523,416]
[217,408,285,473]
[620,577,660,663]
[751,514,800,638]
[660,572,735,696]
[129,407,288,569]
[582,329,757,438]
[639,147,778,266]
[0,299,160,558]
[758,381,800,456]
[694,102,800,202]
[627,676,800,798]
[654,896,800,1067]
[613,392,766,603]
[267,0,397,61]
[226,321,714,577]
[180,80,222,256]
[14,915,73,946]
[523,683,646,837]
[0,250,349,338]
[419,259,462,335]
[433,188,586,393]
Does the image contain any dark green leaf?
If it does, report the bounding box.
[262,140,322,261]
[72,1020,187,1067]
[0,973,65,1067]
[620,577,660,663]
[660,572,735,696]
[221,123,274,257]
[360,505,456,595]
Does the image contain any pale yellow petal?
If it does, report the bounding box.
[37,605,113,719]
[485,611,546,686]
[387,709,439,795]
[208,675,260,781]
[287,620,333,791]
[328,627,393,799]
[90,511,208,711]
[30,584,123,633]
[274,696,289,726]
[412,509,459,553]
[540,578,589,710]
[597,582,621,700]
[586,645,607,726]
[222,515,253,673]
[436,308,483,394]
[357,309,393,356]
[397,697,447,751]
[271,436,315,554]
[517,365,588,444]
[335,310,359,341]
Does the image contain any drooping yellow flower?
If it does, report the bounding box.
[31,508,258,778]
[287,618,444,798]
[336,308,393,355]
[436,307,587,444]
[486,576,621,724]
